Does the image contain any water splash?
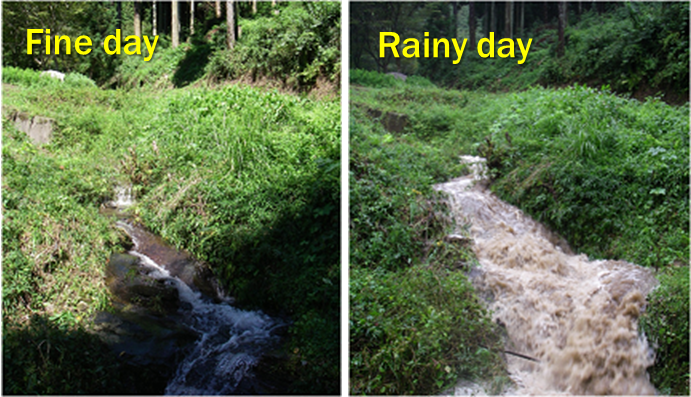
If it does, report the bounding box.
[436,156,657,395]
[116,221,282,395]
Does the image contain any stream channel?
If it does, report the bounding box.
[436,156,658,395]
[96,186,286,394]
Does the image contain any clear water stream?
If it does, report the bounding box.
[110,187,283,395]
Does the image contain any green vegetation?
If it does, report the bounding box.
[486,85,688,268]
[640,266,690,396]
[3,1,340,393]
[452,3,689,103]
[3,2,340,93]
[3,61,338,395]
[350,69,688,394]
[350,77,506,395]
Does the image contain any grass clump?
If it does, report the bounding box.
[351,266,502,395]
[640,266,690,396]
[485,85,688,268]
[3,66,97,89]
[350,78,506,395]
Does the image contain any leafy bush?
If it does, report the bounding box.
[214,2,340,89]
[640,266,690,396]
[486,85,689,268]
[351,266,503,395]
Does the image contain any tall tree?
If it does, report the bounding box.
[490,2,496,33]
[153,0,157,36]
[134,0,142,37]
[116,1,122,31]
[172,0,180,47]
[226,0,236,49]
[190,1,195,35]
[557,1,567,57]
[505,1,513,38]
[451,2,458,40]
[468,2,476,48]
[519,2,524,37]
[215,0,221,18]
[483,3,489,36]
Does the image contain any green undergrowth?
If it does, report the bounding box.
[3,67,339,394]
[485,85,688,268]
[350,84,506,394]
[640,266,690,395]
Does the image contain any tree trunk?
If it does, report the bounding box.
[483,3,489,36]
[504,2,513,38]
[451,2,458,39]
[252,0,257,14]
[557,1,567,57]
[468,2,476,48]
[134,0,142,37]
[490,2,496,33]
[190,1,195,36]
[116,1,122,31]
[520,2,524,37]
[172,0,180,48]
[153,1,157,36]
[215,0,221,18]
[226,0,236,49]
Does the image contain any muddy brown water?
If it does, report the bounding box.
[436,156,657,395]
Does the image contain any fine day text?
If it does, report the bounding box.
[26,29,158,61]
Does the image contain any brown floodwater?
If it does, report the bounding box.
[436,156,657,395]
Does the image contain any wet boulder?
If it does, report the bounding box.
[106,253,180,315]
[92,310,198,394]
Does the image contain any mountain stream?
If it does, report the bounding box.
[101,186,285,395]
[435,156,657,395]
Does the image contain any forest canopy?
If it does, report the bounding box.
[350,1,689,103]
[3,1,340,91]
